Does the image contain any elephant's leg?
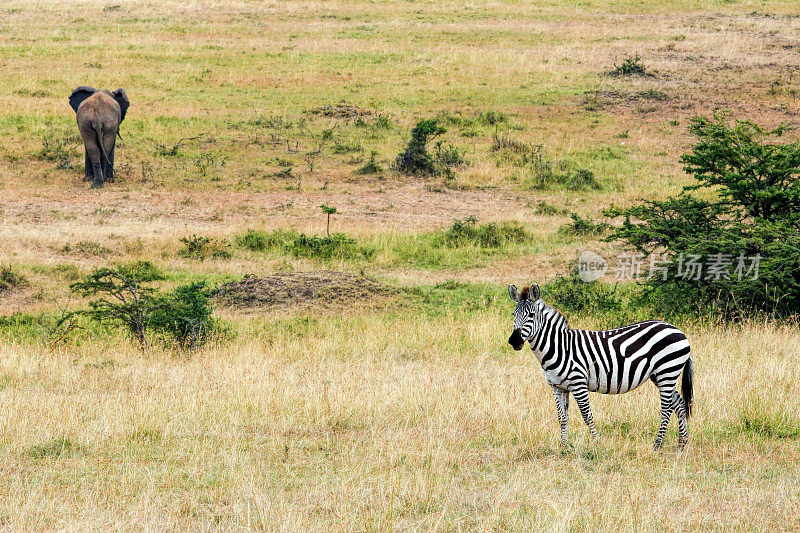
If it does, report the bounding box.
[83,151,93,181]
[86,143,104,188]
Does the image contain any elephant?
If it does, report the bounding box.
[68,86,129,188]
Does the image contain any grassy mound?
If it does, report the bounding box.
[214,271,397,310]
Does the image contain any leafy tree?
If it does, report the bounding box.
[681,115,800,220]
[70,261,163,348]
[605,112,800,318]
[71,262,217,348]
[319,204,337,236]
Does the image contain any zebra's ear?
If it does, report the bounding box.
[529,283,540,300]
[508,284,521,302]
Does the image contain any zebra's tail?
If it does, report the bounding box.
[681,357,693,418]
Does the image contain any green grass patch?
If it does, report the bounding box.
[25,437,85,460]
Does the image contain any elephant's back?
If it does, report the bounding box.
[77,91,121,128]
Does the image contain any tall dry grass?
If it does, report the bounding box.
[0,313,798,530]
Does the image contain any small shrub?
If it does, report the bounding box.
[177,235,231,260]
[356,114,392,130]
[356,151,383,175]
[395,119,446,176]
[0,265,28,292]
[373,115,391,129]
[235,229,268,252]
[435,142,467,168]
[0,312,37,328]
[532,201,567,216]
[559,213,611,237]
[491,134,598,190]
[445,216,528,248]
[480,110,507,126]
[271,167,293,178]
[37,129,78,169]
[332,141,363,154]
[638,89,668,101]
[491,133,540,155]
[150,281,215,348]
[289,233,375,260]
[235,229,299,252]
[68,241,112,257]
[566,168,601,191]
[611,54,647,76]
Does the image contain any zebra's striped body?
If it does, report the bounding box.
[508,283,693,449]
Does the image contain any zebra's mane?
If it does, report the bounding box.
[539,299,571,331]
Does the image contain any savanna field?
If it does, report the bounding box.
[1,0,800,530]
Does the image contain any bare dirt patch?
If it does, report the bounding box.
[213,271,398,310]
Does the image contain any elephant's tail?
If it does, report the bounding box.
[93,123,113,179]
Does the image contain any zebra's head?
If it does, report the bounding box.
[508,283,541,351]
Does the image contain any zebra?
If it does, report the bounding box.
[508,283,693,449]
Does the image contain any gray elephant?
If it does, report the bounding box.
[68,86,129,188]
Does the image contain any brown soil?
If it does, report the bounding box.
[213,271,398,310]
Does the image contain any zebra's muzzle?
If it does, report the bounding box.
[509,329,525,351]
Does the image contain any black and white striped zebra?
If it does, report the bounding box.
[508,283,693,449]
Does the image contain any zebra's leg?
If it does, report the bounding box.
[653,385,675,450]
[571,383,599,441]
[672,390,689,449]
[552,386,570,446]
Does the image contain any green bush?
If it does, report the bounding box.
[444,216,528,248]
[288,233,375,260]
[435,141,467,168]
[0,265,27,292]
[356,152,383,175]
[395,119,446,176]
[71,261,218,348]
[491,134,599,190]
[544,274,623,315]
[150,281,215,348]
[235,229,300,252]
[532,200,567,216]
[235,229,373,261]
[178,235,231,260]
[566,168,601,190]
[611,54,647,76]
[558,213,611,237]
[605,112,800,318]
[396,119,445,175]
[36,128,78,170]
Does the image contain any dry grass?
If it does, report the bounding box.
[0,315,798,529]
[2,0,800,529]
